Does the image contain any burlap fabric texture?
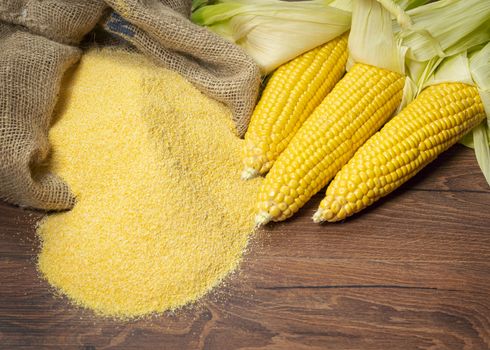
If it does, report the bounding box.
[0,0,261,210]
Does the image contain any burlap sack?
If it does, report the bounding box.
[0,0,106,44]
[104,0,261,137]
[0,0,260,210]
[0,1,106,210]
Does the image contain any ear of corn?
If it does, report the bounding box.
[313,82,486,223]
[255,62,406,225]
[242,33,349,180]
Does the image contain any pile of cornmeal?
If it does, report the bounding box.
[37,50,262,318]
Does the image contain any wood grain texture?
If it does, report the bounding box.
[1,145,489,350]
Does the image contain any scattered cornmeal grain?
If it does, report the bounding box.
[36,49,262,318]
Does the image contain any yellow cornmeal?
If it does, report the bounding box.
[37,49,262,318]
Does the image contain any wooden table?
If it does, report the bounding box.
[1,145,489,349]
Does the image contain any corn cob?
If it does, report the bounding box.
[242,33,349,180]
[313,82,486,223]
[255,63,406,225]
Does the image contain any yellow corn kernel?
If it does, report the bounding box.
[242,33,349,180]
[314,83,486,223]
[255,63,405,225]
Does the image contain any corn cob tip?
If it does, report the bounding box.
[312,209,324,223]
[241,167,259,180]
[254,211,272,227]
[313,208,339,223]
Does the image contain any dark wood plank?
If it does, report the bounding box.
[257,190,490,262]
[246,258,490,292]
[0,145,489,350]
